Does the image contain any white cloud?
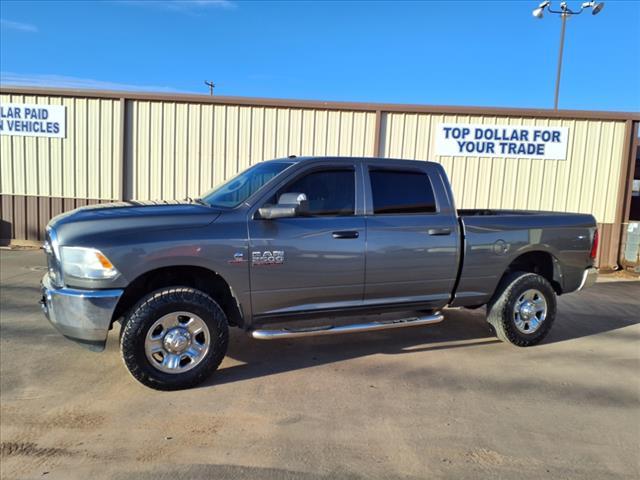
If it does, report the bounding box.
[0,18,38,33]
[181,0,235,6]
[0,72,180,92]
[122,0,236,14]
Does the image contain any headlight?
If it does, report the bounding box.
[60,247,119,280]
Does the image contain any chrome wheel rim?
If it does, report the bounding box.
[513,289,547,334]
[144,311,210,374]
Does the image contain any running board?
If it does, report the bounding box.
[250,313,443,340]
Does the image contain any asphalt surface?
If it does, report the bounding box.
[1,249,639,479]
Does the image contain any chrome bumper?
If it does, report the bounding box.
[577,267,598,291]
[40,274,123,351]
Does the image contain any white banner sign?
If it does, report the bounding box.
[435,123,568,160]
[0,103,66,138]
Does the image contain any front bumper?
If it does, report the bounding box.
[40,274,123,351]
[577,267,598,291]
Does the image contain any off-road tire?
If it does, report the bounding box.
[120,287,229,390]
[486,271,556,347]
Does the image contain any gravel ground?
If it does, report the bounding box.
[1,249,639,479]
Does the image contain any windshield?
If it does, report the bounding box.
[200,161,294,208]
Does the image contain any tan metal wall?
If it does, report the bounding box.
[126,101,376,200]
[380,113,627,224]
[0,92,627,225]
[1,87,636,268]
[0,194,110,242]
[0,93,122,201]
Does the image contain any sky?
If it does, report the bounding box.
[1,0,639,112]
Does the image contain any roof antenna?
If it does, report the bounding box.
[204,80,216,96]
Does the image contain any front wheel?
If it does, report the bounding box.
[486,272,557,347]
[120,287,229,390]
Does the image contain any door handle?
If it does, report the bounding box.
[332,230,359,239]
[427,227,452,236]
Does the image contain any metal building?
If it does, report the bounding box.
[1,86,638,269]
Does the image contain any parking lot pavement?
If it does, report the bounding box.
[0,249,638,480]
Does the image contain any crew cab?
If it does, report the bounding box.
[41,157,598,390]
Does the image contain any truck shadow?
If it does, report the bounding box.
[201,281,639,388]
[544,281,640,343]
[204,308,499,388]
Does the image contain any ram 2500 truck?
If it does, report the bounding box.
[41,156,598,390]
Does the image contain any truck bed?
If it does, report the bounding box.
[458,209,588,218]
[453,210,597,307]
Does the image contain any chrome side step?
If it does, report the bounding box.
[250,313,443,340]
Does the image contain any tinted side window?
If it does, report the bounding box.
[369,170,436,214]
[278,169,355,216]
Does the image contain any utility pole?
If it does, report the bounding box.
[204,80,216,96]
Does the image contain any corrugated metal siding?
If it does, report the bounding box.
[597,223,621,270]
[380,113,627,224]
[126,101,377,200]
[0,194,112,242]
[1,190,619,267]
[0,91,633,267]
[0,93,122,200]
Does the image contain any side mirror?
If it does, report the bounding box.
[258,192,308,220]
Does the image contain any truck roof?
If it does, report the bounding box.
[269,156,436,167]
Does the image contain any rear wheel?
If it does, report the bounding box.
[120,287,228,390]
[486,272,556,347]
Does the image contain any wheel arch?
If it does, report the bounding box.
[499,250,563,295]
[111,265,244,328]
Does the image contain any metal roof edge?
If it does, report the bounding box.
[1,85,639,122]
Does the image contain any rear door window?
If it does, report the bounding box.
[369,169,437,214]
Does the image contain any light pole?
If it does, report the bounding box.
[532,1,605,110]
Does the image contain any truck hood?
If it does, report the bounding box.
[49,200,222,247]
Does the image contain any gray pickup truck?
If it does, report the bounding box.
[41,156,598,390]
